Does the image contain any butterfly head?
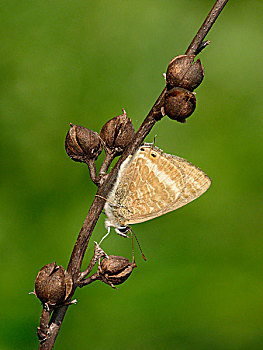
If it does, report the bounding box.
[115,226,130,236]
[105,219,130,237]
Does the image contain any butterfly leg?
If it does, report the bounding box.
[99,226,111,245]
[115,226,130,238]
[97,228,111,267]
[116,231,129,238]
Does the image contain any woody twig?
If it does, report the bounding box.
[34,1,229,349]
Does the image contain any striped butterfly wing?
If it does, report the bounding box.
[106,145,211,227]
[125,145,210,225]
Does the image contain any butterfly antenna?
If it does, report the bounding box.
[130,228,147,261]
[131,229,136,265]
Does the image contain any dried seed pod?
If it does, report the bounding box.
[99,255,135,286]
[105,264,134,286]
[100,110,135,156]
[34,262,73,306]
[166,55,204,91]
[164,87,196,123]
[65,124,102,163]
[100,255,130,275]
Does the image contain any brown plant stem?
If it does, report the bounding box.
[78,272,100,288]
[86,159,100,185]
[79,242,108,281]
[38,308,52,343]
[185,0,229,55]
[38,1,229,348]
[99,152,115,179]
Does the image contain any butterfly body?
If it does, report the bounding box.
[104,144,211,234]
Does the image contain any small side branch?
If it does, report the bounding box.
[99,152,115,180]
[78,272,100,287]
[79,242,108,281]
[37,307,52,343]
[185,0,229,56]
[87,159,100,185]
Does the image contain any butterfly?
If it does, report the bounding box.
[103,143,211,239]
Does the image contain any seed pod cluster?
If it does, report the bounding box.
[65,110,135,180]
[164,54,204,123]
[99,255,136,288]
[100,110,135,156]
[34,262,73,307]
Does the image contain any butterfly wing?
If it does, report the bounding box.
[105,145,211,227]
[126,145,211,225]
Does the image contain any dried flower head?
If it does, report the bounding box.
[164,87,196,123]
[100,110,135,156]
[99,255,136,287]
[166,55,204,91]
[34,262,73,307]
[65,124,102,163]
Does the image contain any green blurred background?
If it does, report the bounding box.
[1,0,263,349]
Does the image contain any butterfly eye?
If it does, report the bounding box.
[118,227,128,233]
[140,148,145,151]
[151,153,157,158]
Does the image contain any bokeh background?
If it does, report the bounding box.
[1,0,263,349]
